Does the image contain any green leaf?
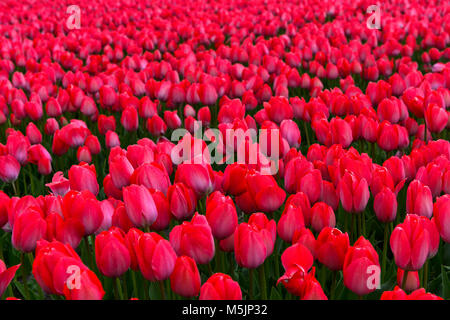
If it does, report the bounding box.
[442,265,450,299]
[269,286,282,300]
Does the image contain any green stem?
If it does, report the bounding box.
[159,281,166,300]
[122,274,128,300]
[131,271,139,299]
[115,277,124,300]
[381,223,389,282]
[249,269,255,300]
[20,253,29,300]
[330,271,337,300]
[83,237,94,270]
[258,263,267,300]
[423,261,429,290]
[143,279,149,300]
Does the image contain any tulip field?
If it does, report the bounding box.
[0,0,450,302]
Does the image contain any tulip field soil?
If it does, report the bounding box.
[0,0,449,301]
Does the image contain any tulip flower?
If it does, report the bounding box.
[343,236,380,296]
[205,191,238,240]
[136,232,177,281]
[170,256,201,298]
[123,184,158,229]
[170,213,215,264]
[316,227,349,271]
[390,214,431,271]
[433,195,450,243]
[200,273,242,300]
[338,171,370,213]
[68,163,99,196]
[95,227,131,278]
[406,180,433,218]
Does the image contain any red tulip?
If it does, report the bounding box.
[316,227,349,271]
[95,227,131,278]
[199,273,242,300]
[63,269,105,300]
[205,191,238,240]
[63,190,103,236]
[0,260,20,297]
[136,232,177,281]
[0,155,20,183]
[246,170,286,213]
[123,184,158,228]
[425,103,448,133]
[167,183,197,221]
[170,213,215,264]
[338,171,370,213]
[343,236,380,296]
[68,163,99,196]
[373,187,397,223]
[433,195,450,243]
[390,214,430,271]
[12,207,47,252]
[170,256,201,298]
[310,202,336,233]
[277,203,305,243]
[406,180,433,218]
[109,153,134,189]
[397,268,420,292]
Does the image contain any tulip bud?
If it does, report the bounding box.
[170,256,201,298]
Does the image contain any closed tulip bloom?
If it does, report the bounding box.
[146,115,167,137]
[123,184,158,228]
[84,135,101,155]
[263,96,293,124]
[374,187,397,223]
[63,190,103,236]
[277,203,305,243]
[433,195,450,243]
[397,268,420,292]
[416,163,443,198]
[130,163,170,195]
[12,207,47,252]
[205,191,238,240]
[407,288,444,300]
[425,103,448,133]
[343,236,380,296]
[68,163,99,196]
[222,163,248,196]
[406,180,433,218]
[105,130,120,149]
[234,222,267,269]
[390,214,430,271]
[121,106,139,132]
[98,115,116,135]
[76,146,92,163]
[338,171,370,213]
[175,163,215,197]
[280,120,301,148]
[95,227,131,278]
[33,240,86,295]
[200,273,242,300]
[316,227,349,271]
[0,155,21,183]
[109,154,134,189]
[0,191,9,228]
[136,232,177,281]
[310,202,336,233]
[63,269,105,300]
[170,213,215,264]
[167,183,197,221]
[170,256,201,298]
[246,170,286,213]
[26,122,42,145]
